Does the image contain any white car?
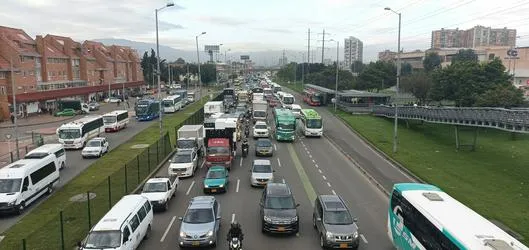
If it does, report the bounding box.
[291,104,302,119]
[105,97,120,103]
[82,137,109,158]
[253,121,270,138]
[168,149,198,177]
[250,159,274,187]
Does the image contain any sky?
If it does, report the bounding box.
[2,0,529,63]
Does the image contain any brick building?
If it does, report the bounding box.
[0,25,144,120]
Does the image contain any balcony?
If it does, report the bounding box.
[36,80,88,91]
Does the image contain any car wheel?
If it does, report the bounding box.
[144,225,152,240]
[261,220,266,233]
[46,185,53,194]
[61,162,65,170]
[17,202,25,215]
[320,234,326,249]
[164,201,169,211]
[312,215,317,229]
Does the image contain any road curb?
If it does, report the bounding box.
[0,116,76,129]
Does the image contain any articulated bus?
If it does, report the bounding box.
[299,109,323,137]
[273,108,296,141]
[135,99,160,121]
[388,183,528,250]
[103,110,129,132]
[303,88,322,106]
[163,95,183,113]
[56,116,103,149]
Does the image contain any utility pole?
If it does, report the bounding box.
[349,38,353,71]
[321,29,325,63]
[10,57,20,160]
[307,28,310,74]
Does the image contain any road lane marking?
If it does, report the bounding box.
[315,164,319,168]
[360,234,368,244]
[186,181,195,195]
[200,160,205,169]
[327,182,332,187]
[239,159,243,167]
[277,158,281,167]
[286,144,317,206]
[331,189,336,195]
[308,154,312,158]
[160,216,177,242]
[236,179,240,193]
[274,144,277,151]
[231,213,236,223]
[318,169,322,174]
[322,175,327,180]
[282,178,286,183]
[312,159,316,163]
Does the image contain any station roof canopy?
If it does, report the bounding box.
[304,84,336,94]
[340,89,391,98]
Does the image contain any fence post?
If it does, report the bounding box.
[156,140,160,164]
[147,147,151,171]
[124,164,128,193]
[86,191,92,231]
[174,126,178,145]
[10,151,13,163]
[60,210,65,250]
[136,157,140,185]
[31,131,35,144]
[22,239,26,250]
[107,176,111,209]
[25,145,28,154]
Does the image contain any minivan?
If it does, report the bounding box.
[78,195,153,250]
[25,143,66,170]
[313,195,360,249]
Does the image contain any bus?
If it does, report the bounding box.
[388,183,528,250]
[56,116,103,149]
[175,90,188,106]
[103,110,129,132]
[303,88,322,106]
[163,95,183,113]
[280,93,295,109]
[300,109,323,137]
[274,108,296,141]
[135,99,160,121]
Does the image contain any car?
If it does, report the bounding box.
[81,137,109,158]
[313,195,360,249]
[253,121,270,138]
[55,108,76,117]
[255,138,273,157]
[291,104,302,119]
[178,196,221,248]
[168,149,198,178]
[259,183,299,234]
[88,102,100,111]
[203,166,229,193]
[250,159,274,187]
[105,97,121,103]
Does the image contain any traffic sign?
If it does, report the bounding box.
[507,49,518,57]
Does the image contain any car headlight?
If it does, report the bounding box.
[219,184,224,188]
[291,216,298,222]
[264,216,272,222]
[204,185,209,188]
[180,231,186,237]
[8,200,16,206]
[353,231,359,238]
[326,231,333,240]
[206,230,213,237]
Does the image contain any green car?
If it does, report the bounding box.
[203,166,229,193]
[55,108,76,117]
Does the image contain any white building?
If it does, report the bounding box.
[344,36,364,71]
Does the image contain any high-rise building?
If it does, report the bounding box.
[431,26,516,49]
[344,36,363,71]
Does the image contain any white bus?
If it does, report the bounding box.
[388,183,528,250]
[280,93,295,109]
[163,95,183,113]
[0,154,59,214]
[25,143,67,170]
[103,110,129,132]
[300,109,323,137]
[56,116,104,149]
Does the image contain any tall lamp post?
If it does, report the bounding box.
[155,2,175,138]
[384,7,402,154]
[196,32,206,99]
[330,40,339,112]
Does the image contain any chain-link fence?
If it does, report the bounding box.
[0,132,46,168]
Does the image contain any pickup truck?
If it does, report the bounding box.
[140,176,179,211]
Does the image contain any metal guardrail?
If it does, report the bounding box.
[373,105,529,133]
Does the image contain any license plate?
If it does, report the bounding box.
[339,243,348,248]
[277,227,285,232]
[211,189,217,192]
[192,241,200,246]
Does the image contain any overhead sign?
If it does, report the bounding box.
[507,49,518,57]
[204,45,220,52]
[240,55,250,60]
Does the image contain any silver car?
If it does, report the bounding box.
[313,195,360,249]
[250,159,274,187]
[178,196,221,248]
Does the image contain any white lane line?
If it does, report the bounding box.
[315,164,319,168]
[282,178,286,183]
[322,175,327,180]
[327,182,332,187]
[331,190,336,195]
[360,234,368,244]
[231,213,236,223]
[186,181,195,195]
[312,159,316,163]
[160,216,177,242]
[236,179,240,193]
[239,159,243,167]
[200,160,205,169]
[318,169,322,174]
[277,158,281,167]
[308,154,312,159]
[274,144,277,151]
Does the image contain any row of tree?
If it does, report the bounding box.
[275,49,525,107]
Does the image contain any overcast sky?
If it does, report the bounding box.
[2,0,529,62]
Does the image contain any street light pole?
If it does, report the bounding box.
[330,40,339,112]
[10,57,20,160]
[385,7,402,153]
[196,32,206,99]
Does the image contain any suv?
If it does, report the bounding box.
[168,149,198,177]
[253,121,270,138]
[259,183,299,234]
[178,196,221,248]
[313,195,360,249]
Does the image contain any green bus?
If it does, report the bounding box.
[273,108,296,141]
[300,109,323,137]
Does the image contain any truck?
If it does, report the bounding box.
[57,99,90,114]
[204,117,237,170]
[223,88,236,109]
[140,176,179,211]
[252,99,268,123]
[177,125,205,156]
[204,101,224,119]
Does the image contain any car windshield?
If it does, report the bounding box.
[307,119,322,129]
[103,116,116,124]
[142,182,167,193]
[254,111,266,117]
[292,109,301,114]
[25,152,49,159]
[87,140,101,147]
[256,140,272,147]
[84,230,121,249]
[265,196,296,209]
[283,97,294,104]
[206,170,225,179]
[277,123,295,130]
[58,129,81,139]
[255,124,267,130]
[253,164,272,173]
[183,208,214,224]
[0,178,22,193]
[207,146,229,155]
[324,211,354,225]
[172,153,192,163]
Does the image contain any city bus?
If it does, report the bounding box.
[273,108,296,141]
[303,88,322,106]
[299,109,323,137]
[162,95,183,113]
[103,110,129,132]
[388,183,528,250]
[135,99,160,121]
[56,116,103,149]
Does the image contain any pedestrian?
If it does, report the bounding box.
[10,113,14,124]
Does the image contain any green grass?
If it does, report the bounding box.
[0,95,214,250]
[275,80,304,93]
[335,111,529,244]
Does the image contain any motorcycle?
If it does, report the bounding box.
[229,237,242,250]
[242,145,249,158]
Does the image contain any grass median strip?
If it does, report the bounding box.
[0,96,212,250]
[335,111,529,244]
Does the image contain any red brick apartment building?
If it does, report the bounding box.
[0,26,144,120]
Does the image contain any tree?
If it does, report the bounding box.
[452,49,478,64]
[476,84,525,108]
[400,72,433,104]
[350,60,365,74]
[356,61,396,91]
[200,63,217,84]
[423,52,441,72]
[140,51,150,85]
[176,57,185,64]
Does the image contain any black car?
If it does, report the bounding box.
[259,183,299,234]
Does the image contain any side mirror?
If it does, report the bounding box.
[273,170,276,172]
[259,202,264,207]
[353,218,358,223]
[296,203,300,207]
[216,215,221,220]
[168,160,172,163]
[178,217,183,221]
[316,217,322,222]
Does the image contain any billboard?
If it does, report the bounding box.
[240,55,250,60]
[204,45,220,52]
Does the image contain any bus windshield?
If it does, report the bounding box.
[58,129,81,139]
[311,95,321,103]
[277,122,295,130]
[103,116,116,124]
[136,105,149,115]
[306,119,322,129]
[163,100,174,107]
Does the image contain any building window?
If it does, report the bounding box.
[0,72,7,79]
[0,86,6,95]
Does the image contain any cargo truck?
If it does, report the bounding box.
[204,118,237,170]
[177,125,204,156]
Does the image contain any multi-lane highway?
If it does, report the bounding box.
[137,96,405,249]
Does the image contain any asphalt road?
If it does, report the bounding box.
[137,109,395,249]
[0,88,204,234]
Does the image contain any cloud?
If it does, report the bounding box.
[197,16,249,26]
[259,28,293,34]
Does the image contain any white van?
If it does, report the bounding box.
[0,154,59,214]
[25,144,67,170]
[291,104,302,119]
[79,195,153,250]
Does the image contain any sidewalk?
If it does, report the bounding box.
[0,114,75,129]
